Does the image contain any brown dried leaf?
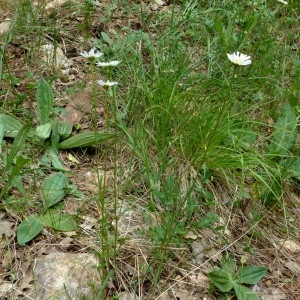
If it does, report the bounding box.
[0,220,15,238]
[285,261,300,277]
[260,288,286,300]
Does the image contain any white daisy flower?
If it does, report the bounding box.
[80,48,103,61]
[97,80,118,89]
[277,0,288,4]
[96,61,121,67]
[227,52,252,66]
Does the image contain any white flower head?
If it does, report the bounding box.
[96,60,121,67]
[227,52,252,66]
[80,48,103,61]
[277,0,288,4]
[97,79,118,89]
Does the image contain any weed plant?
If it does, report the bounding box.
[0,0,299,299]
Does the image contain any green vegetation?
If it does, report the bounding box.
[208,255,267,299]
[0,0,299,299]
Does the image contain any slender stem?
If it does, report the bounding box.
[198,66,237,167]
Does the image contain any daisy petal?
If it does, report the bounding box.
[227,52,252,66]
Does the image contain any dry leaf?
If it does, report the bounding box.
[40,44,71,70]
[0,282,12,298]
[0,220,15,238]
[59,237,73,248]
[184,231,198,240]
[45,0,73,10]
[79,216,98,232]
[260,287,286,300]
[285,261,300,277]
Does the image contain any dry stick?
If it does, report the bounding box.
[155,218,266,300]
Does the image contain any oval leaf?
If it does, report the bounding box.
[35,122,52,139]
[42,210,77,231]
[40,172,68,209]
[36,78,54,125]
[208,268,233,292]
[17,215,44,245]
[237,266,267,285]
[233,282,260,300]
[0,114,23,138]
[58,122,73,139]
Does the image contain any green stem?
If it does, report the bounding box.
[198,66,237,167]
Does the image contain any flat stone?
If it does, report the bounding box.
[0,20,11,35]
[33,253,100,300]
[281,240,300,254]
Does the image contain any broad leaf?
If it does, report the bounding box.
[58,122,72,139]
[0,114,23,138]
[208,268,233,292]
[10,174,24,193]
[46,147,65,170]
[35,122,52,139]
[36,78,54,125]
[40,172,68,209]
[281,157,300,180]
[17,215,44,245]
[266,103,297,156]
[236,266,267,285]
[42,210,77,231]
[233,282,260,300]
[221,255,236,275]
[58,132,113,149]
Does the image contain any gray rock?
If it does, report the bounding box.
[33,253,100,300]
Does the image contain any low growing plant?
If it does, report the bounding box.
[208,255,267,300]
[0,77,113,244]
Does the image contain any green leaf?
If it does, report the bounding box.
[3,124,30,174]
[197,213,219,228]
[281,157,300,180]
[0,123,4,152]
[40,172,68,209]
[35,122,52,139]
[266,103,297,156]
[233,282,260,300]
[228,121,257,150]
[221,255,236,275]
[58,132,113,149]
[208,268,234,292]
[7,155,31,190]
[236,266,267,285]
[50,153,65,170]
[0,114,23,138]
[17,215,44,245]
[101,32,112,45]
[58,122,73,139]
[214,18,226,45]
[36,78,54,125]
[51,119,60,150]
[10,174,24,193]
[42,210,77,231]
